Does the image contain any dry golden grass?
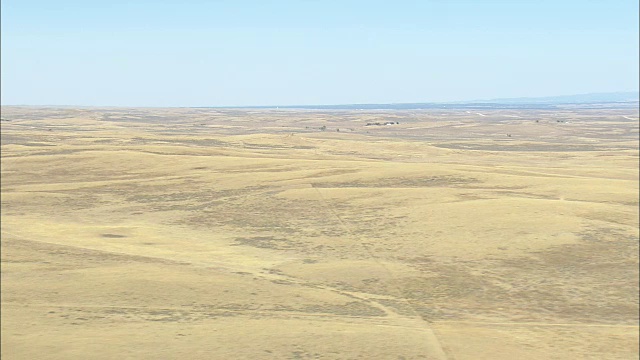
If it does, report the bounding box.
[1,106,638,359]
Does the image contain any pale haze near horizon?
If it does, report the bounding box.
[1,0,638,107]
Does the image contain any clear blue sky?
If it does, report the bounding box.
[1,0,638,106]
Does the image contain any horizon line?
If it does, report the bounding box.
[1,91,638,109]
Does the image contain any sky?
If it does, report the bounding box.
[1,0,638,107]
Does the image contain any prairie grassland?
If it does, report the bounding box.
[1,106,638,359]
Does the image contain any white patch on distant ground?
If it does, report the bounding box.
[475,113,487,117]
[622,116,638,120]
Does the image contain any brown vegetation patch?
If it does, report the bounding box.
[101,234,126,238]
[312,175,479,188]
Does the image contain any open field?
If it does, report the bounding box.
[1,106,638,359]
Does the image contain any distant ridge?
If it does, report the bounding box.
[3,92,637,110]
[251,91,639,110]
[466,91,640,104]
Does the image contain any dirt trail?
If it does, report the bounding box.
[313,186,450,360]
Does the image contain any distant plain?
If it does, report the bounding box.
[1,106,638,359]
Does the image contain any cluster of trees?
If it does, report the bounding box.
[365,121,399,126]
